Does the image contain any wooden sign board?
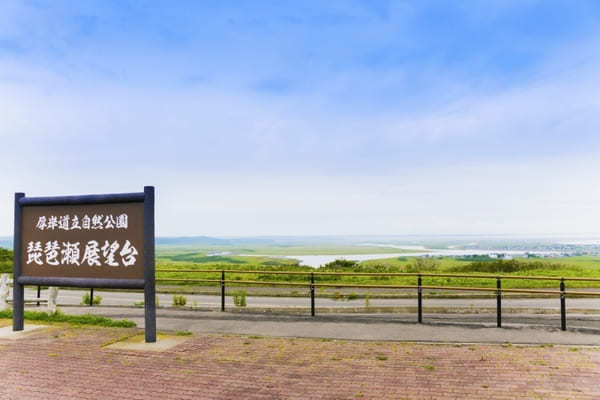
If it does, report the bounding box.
[21,203,144,280]
[13,187,156,342]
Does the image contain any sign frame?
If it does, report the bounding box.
[13,186,156,342]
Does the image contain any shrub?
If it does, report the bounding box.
[0,248,12,274]
[322,259,359,269]
[233,290,247,307]
[405,258,439,273]
[0,248,12,262]
[0,262,11,274]
[172,294,187,306]
[81,292,102,305]
[450,259,563,274]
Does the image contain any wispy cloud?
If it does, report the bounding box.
[1,1,600,235]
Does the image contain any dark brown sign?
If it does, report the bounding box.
[20,202,144,280]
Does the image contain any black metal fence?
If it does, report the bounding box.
[155,269,600,331]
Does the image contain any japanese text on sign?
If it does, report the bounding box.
[26,239,138,267]
[35,214,128,231]
[21,202,144,280]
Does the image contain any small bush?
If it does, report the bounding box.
[365,292,371,308]
[405,258,439,273]
[172,294,187,307]
[81,292,102,305]
[0,261,12,274]
[450,259,563,274]
[322,259,359,269]
[233,290,247,307]
[0,248,12,262]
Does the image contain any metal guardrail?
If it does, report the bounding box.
[156,268,600,330]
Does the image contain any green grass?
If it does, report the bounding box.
[156,244,413,256]
[0,261,11,274]
[0,309,136,327]
[154,255,600,289]
[3,243,600,290]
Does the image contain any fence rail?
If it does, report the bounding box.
[155,268,600,330]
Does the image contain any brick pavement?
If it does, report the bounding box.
[0,324,599,399]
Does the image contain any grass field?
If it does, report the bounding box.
[155,249,600,289]
[2,245,600,290]
[156,244,413,256]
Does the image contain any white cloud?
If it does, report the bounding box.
[2,22,600,237]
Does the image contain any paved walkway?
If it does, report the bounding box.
[0,323,598,399]
[53,306,600,345]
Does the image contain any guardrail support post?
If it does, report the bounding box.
[417,274,422,323]
[36,285,41,307]
[560,278,566,331]
[496,277,502,328]
[89,288,94,307]
[310,272,315,317]
[221,270,226,311]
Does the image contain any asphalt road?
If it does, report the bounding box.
[19,287,600,345]
[25,287,600,311]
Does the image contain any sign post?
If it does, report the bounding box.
[13,187,156,342]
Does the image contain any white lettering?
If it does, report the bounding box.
[81,240,101,266]
[61,242,81,266]
[26,241,43,265]
[101,240,120,267]
[119,240,138,267]
[44,240,60,266]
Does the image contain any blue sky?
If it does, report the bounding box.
[1,1,600,236]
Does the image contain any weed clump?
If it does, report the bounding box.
[81,292,102,306]
[172,294,187,307]
[233,290,247,307]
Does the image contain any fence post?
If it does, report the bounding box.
[89,288,94,307]
[560,278,566,331]
[221,270,226,311]
[36,285,41,307]
[310,272,315,317]
[417,274,422,323]
[496,277,502,328]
